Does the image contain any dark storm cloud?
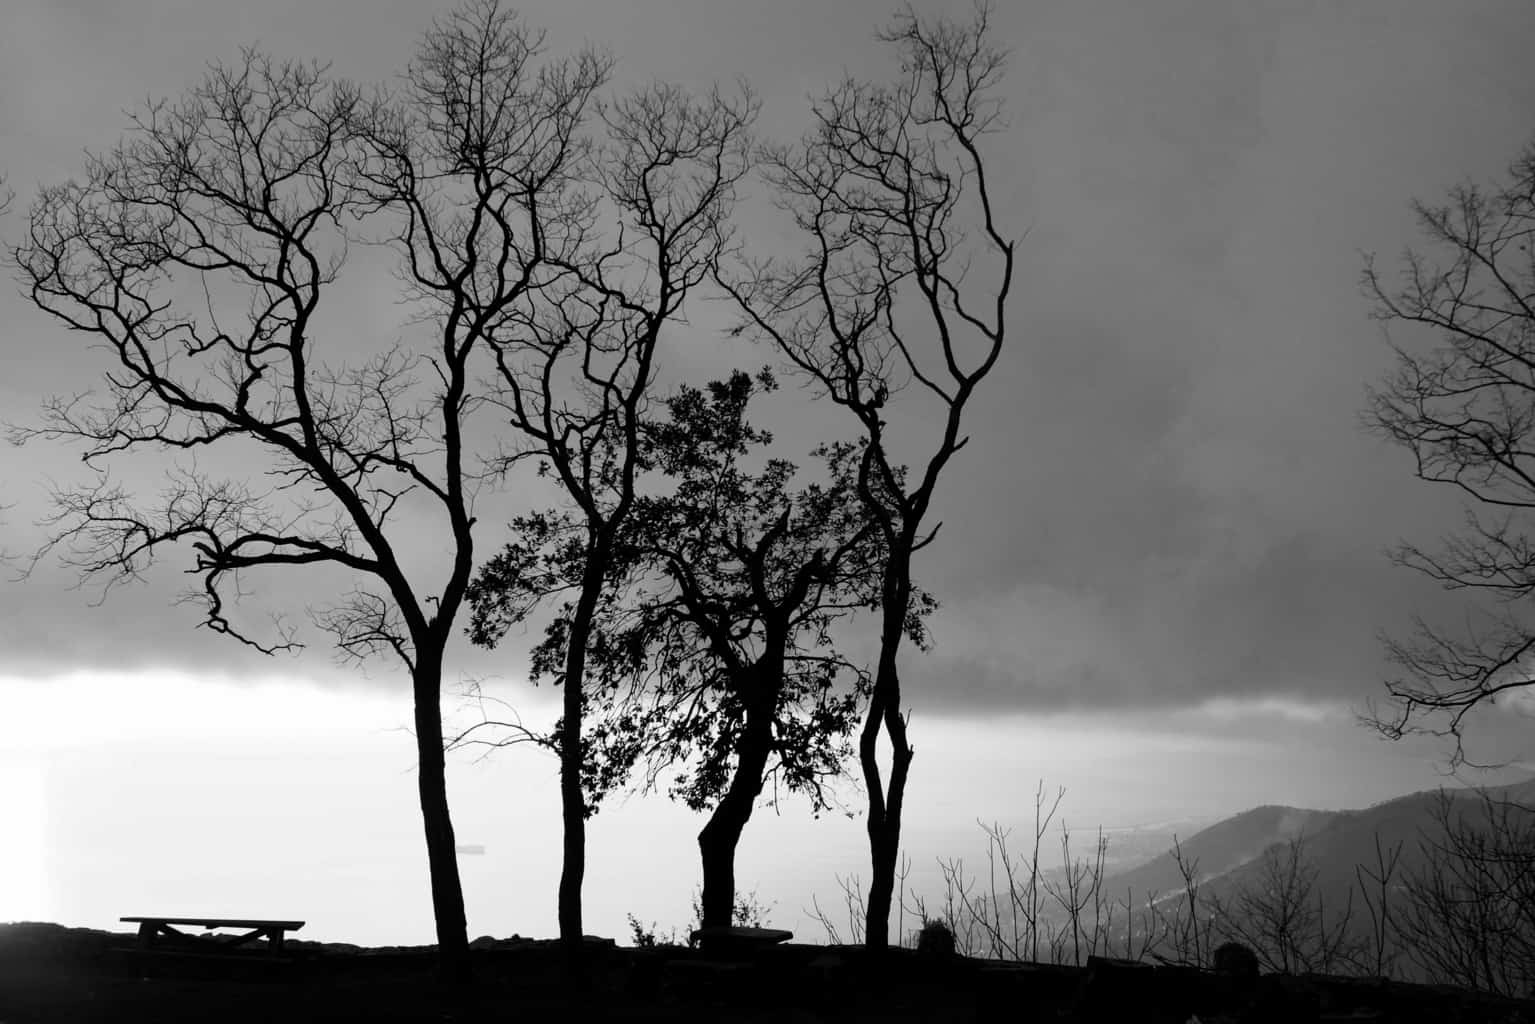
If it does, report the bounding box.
[3,0,1534,716]
[0,568,284,681]
[914,527,1451,714]
[891,0,1535,713]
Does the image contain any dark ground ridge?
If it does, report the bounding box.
[3,921,1533,1023]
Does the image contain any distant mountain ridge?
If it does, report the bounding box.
[1101,776,1535,916]
[1101,804,1339,905]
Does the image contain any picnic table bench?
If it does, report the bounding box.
[688,925,793,955]
[120,916,305,957]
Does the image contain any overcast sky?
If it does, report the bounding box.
[4,0,1535,943]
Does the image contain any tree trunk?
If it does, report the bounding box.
[862,694,913,948]
[862,568,914,950]
[697,673,776,930]
[558,546,607,967]
[412,655,470,984]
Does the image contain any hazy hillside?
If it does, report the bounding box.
[1083,776,1535,959]
[1100,804,1339,908]
[1186,778,1535,914]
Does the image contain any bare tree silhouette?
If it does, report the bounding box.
[362,0,755,970]
[716,1,1017,947]
[1362,136,1535,766]
[1396,787,1535,996]
[484,78,753,963]
[8,0,675,981]
[1204,835,1365,976]
[9,51,489,981]
[348,2,608,973]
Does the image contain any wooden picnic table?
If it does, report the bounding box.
[120,916,305,957]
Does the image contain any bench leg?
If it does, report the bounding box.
[137,922,156,951]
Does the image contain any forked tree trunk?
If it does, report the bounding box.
[862,566,914,949]
[862,696,913,948]
[412,655,470,983]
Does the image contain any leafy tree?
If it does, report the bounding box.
[1363,137,1535,765]
[715,2,1016,946]
[591,372,913,929]
[469,371,926,930]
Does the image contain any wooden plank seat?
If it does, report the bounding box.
[121,916,305,957]
[689,925,793,955]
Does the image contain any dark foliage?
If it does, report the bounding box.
[468,371,929,814]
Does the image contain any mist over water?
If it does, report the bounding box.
[5,672,1500,947]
